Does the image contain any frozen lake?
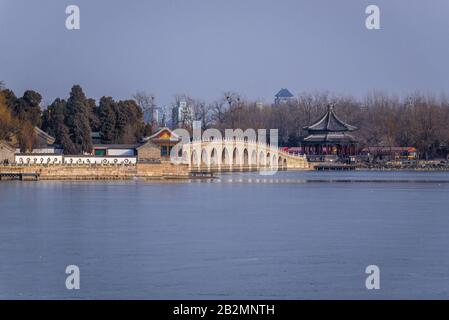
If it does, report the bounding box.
[1,170,449,299]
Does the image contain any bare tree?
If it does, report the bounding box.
[133,91,156,125]
[192,99,212,130]
[210,99,227,125]
[222,92,242,129]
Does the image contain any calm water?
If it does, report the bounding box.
[1,171,449,299]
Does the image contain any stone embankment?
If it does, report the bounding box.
[0,162,190,181]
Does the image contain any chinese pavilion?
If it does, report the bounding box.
[274,88,294,105]
[301,105,358,156]
[143,127,181,159]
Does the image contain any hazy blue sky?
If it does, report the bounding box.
[1,0,449,106]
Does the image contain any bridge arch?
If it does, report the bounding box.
[243,149,249,166]
[201,148,208,166]
[259,151,265,166]
[233,148,240,166]
[222,147,231,166]
[210,148,218,166]
[272,154,278,168]
[191,150,199,167]
[251,150,257,166]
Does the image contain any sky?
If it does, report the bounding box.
[1,0,449,107]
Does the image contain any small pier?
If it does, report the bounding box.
[314,163,357,171]
[0,172,40,181]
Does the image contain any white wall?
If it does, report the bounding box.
[64,156,137,165]
[15,155,136,165]
[16,155,64,165]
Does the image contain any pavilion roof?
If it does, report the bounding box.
[0,140,15,151]
[275,88,294,98]
[302,132,357,144]
[34,127,56,145]
[303,105,357,133]
[143,127,180,143]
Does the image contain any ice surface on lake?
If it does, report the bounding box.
[1,171,449,299]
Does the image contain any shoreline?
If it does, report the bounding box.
[0,163,312,182]
[358,168,449,172]
[1,164,449,183]
[0,162,190,181]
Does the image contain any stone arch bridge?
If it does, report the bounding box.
[180,138,309,172]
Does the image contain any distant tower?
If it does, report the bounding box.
[152,108,159,127]
[173,99,193,127]
[178,100,187,124]
[144,105,160,129]
[274,88,294,105]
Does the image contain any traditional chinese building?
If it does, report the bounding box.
[361,146,418,161]
[301,105,358,156]
[90,127,181,162]
[10,126,62,154]
[141,127,181,159]
[274,88,294,105]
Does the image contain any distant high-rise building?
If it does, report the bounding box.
[152,108,159,125]
[178,100,187,122]
[173,99,193,127]
[274,88,294,105]
[144,106,160,128]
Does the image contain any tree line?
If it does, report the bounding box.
[157,91,449,159]
[0,81,43,152]
[1,81,449,159]
[0,84,151,154]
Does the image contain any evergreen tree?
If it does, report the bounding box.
[286,132,299,147]
[65,85,92,153]
[1,89,18,111]
[98,96,117,144]
[97,97,147,144]
[14,90,42,127]
[86,98,101,132]
[114,100,127,142]
[42,98,77,154]
[116,99,145,143]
